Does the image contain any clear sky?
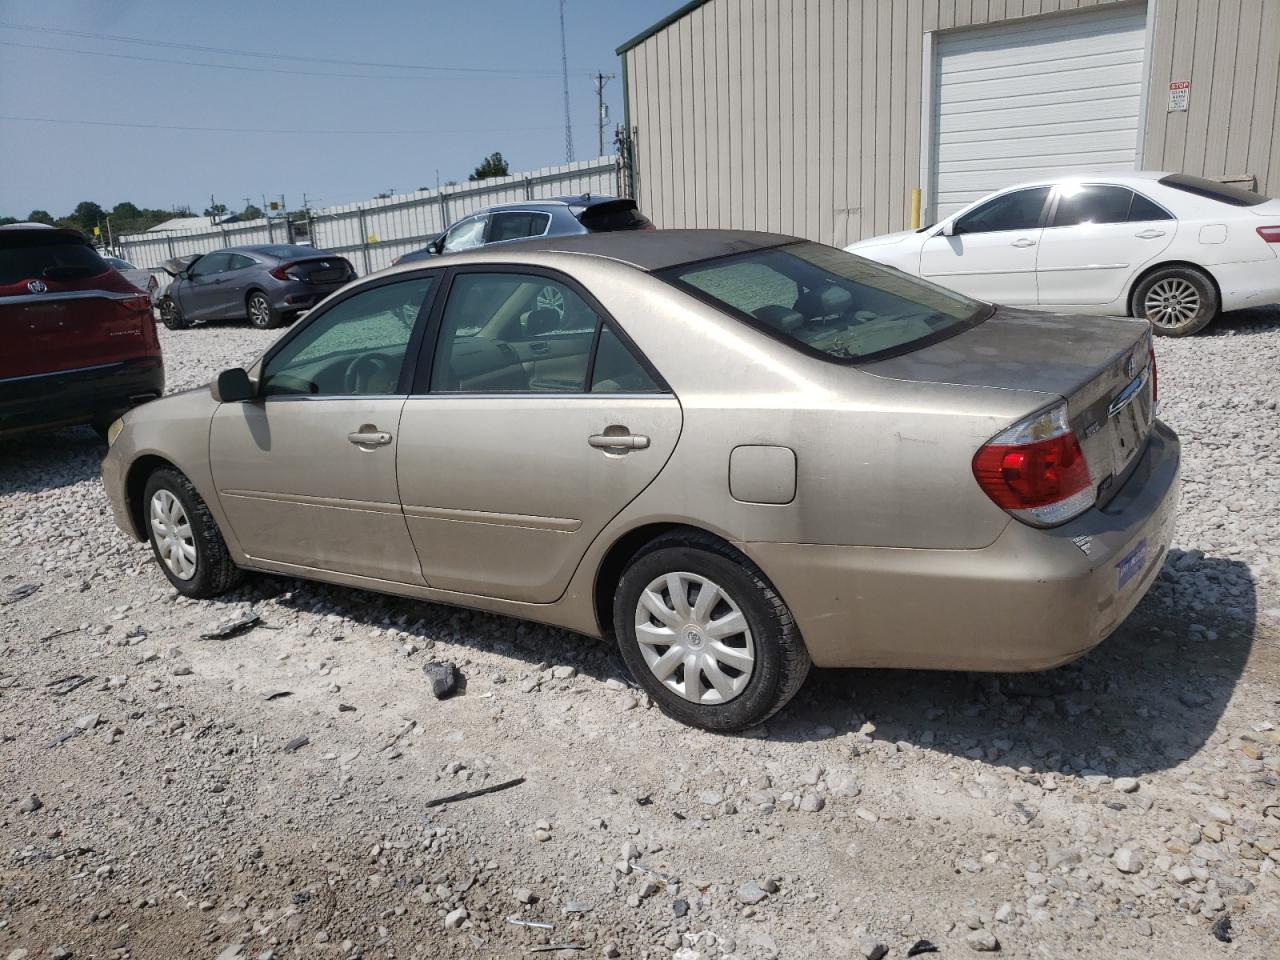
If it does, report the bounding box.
[0,0,676,218]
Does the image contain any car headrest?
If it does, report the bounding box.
[525,308,562,337]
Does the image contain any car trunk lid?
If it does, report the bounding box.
[864,306,1155,507]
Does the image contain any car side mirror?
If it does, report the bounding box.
[941,221,957,237]
[211,367,254,403]
[430,239,444,255]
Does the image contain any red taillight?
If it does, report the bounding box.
[269,262,296,281]
[973,403,1095,526]
[1256,225,1280,243]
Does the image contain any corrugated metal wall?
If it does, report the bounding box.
[117,158,620,274]
[622,0,1280,246]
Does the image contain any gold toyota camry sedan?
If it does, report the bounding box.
[103,230,1179,731]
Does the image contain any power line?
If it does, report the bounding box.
[0,39,566,82]
[0,114,589,137]
[0,20,592,77]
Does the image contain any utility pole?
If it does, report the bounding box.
[559,0,574,163]
[593,72,615,158]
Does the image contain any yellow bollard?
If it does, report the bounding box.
[910,188,922,230]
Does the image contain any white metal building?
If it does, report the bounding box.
[617,0,1280,244]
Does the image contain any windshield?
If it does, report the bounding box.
[659,241,987,363]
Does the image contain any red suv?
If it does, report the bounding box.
[1,224,163,439]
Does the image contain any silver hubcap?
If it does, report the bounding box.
[1144,278,1201,328]
[249,297,269,325]
[150,489,197,580]
[634,572,755,705]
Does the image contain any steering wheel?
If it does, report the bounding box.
[343,354,395,394]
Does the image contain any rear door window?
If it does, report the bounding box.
[1127,192,1173,222]
[1051,185,1139,227]
[954,187,1051,234]
[226,254,257,271]
[488,211,552,243]
[660,241,986,364]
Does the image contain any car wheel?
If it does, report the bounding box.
[1132,266,1218,337]
[143,467,243,598]
[612,532,810,732]
[247,292,282,330]
[158,297,190,330]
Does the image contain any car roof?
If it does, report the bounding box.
[994,171,1172,193]
[481,194,629,213]
[474,229,799,271]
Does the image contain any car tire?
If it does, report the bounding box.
[1132,265,1218,337]
[158,297,190,330]
[247,292,282,330]
[612,532,811,732]
[143,467,243,598]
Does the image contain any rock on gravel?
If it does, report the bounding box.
[422,661,458,698]
[965,929,1000,952]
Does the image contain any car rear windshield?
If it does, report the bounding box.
[658,241,988,363]
[1158,174,1270,207]
[578,200,653,232]
[0,234,108,285]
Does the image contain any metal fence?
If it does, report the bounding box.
[116,157,622,274]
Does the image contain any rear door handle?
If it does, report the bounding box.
[1135,229,1166,239]
[588,432,650,451]
[1010,238,1037,248]
[348,425,393,447]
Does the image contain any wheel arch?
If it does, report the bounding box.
[1125,259,1222,317]
[591,522,744,638]
[124,453,182,541]
[244,286,270,309]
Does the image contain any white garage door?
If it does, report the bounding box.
[932,4,1149,218]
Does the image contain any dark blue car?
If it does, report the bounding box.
[390,195,653,266]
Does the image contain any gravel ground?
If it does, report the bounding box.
[2,309,1279,960]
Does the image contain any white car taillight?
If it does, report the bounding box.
[1256,225,1280,243]
[972,403,1095,527]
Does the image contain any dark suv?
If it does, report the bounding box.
[392,195,653,265]
[0,224,163,439]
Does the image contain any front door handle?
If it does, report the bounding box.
[348,424,392,447]
[1010,238,1037,248]
[588,432,650,452]
[1135,229,1166,239]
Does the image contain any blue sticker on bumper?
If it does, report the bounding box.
[1117,538,1149,590]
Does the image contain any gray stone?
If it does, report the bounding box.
[563,900,593,914]
[698,790,723,806]
[799,792,825,812]
[1135,919,1153,937]
[1114,777,1140,793]
[422,661,458,699]
[856,937,888,960]
[443,906,467,929]
[1114,847,1144,874]
[551,665,576,680]
[513,887,535,904]
[735,881,768,905]
[1046,847,1081,870]
[17,794,42,814]
[965,929,999,952]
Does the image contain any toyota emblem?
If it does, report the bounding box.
[27,279,48,294]
[1124,353,1137,378]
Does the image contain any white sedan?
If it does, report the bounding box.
[847,172,1280,336]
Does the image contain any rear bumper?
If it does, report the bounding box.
[741,420,1181,670]
[0,356,164,437]
[269,280,346,312]
[1212,259,1280,312]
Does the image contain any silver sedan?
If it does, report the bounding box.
[102,230,1179,730]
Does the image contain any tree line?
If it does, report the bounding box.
[0,200,264,237]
